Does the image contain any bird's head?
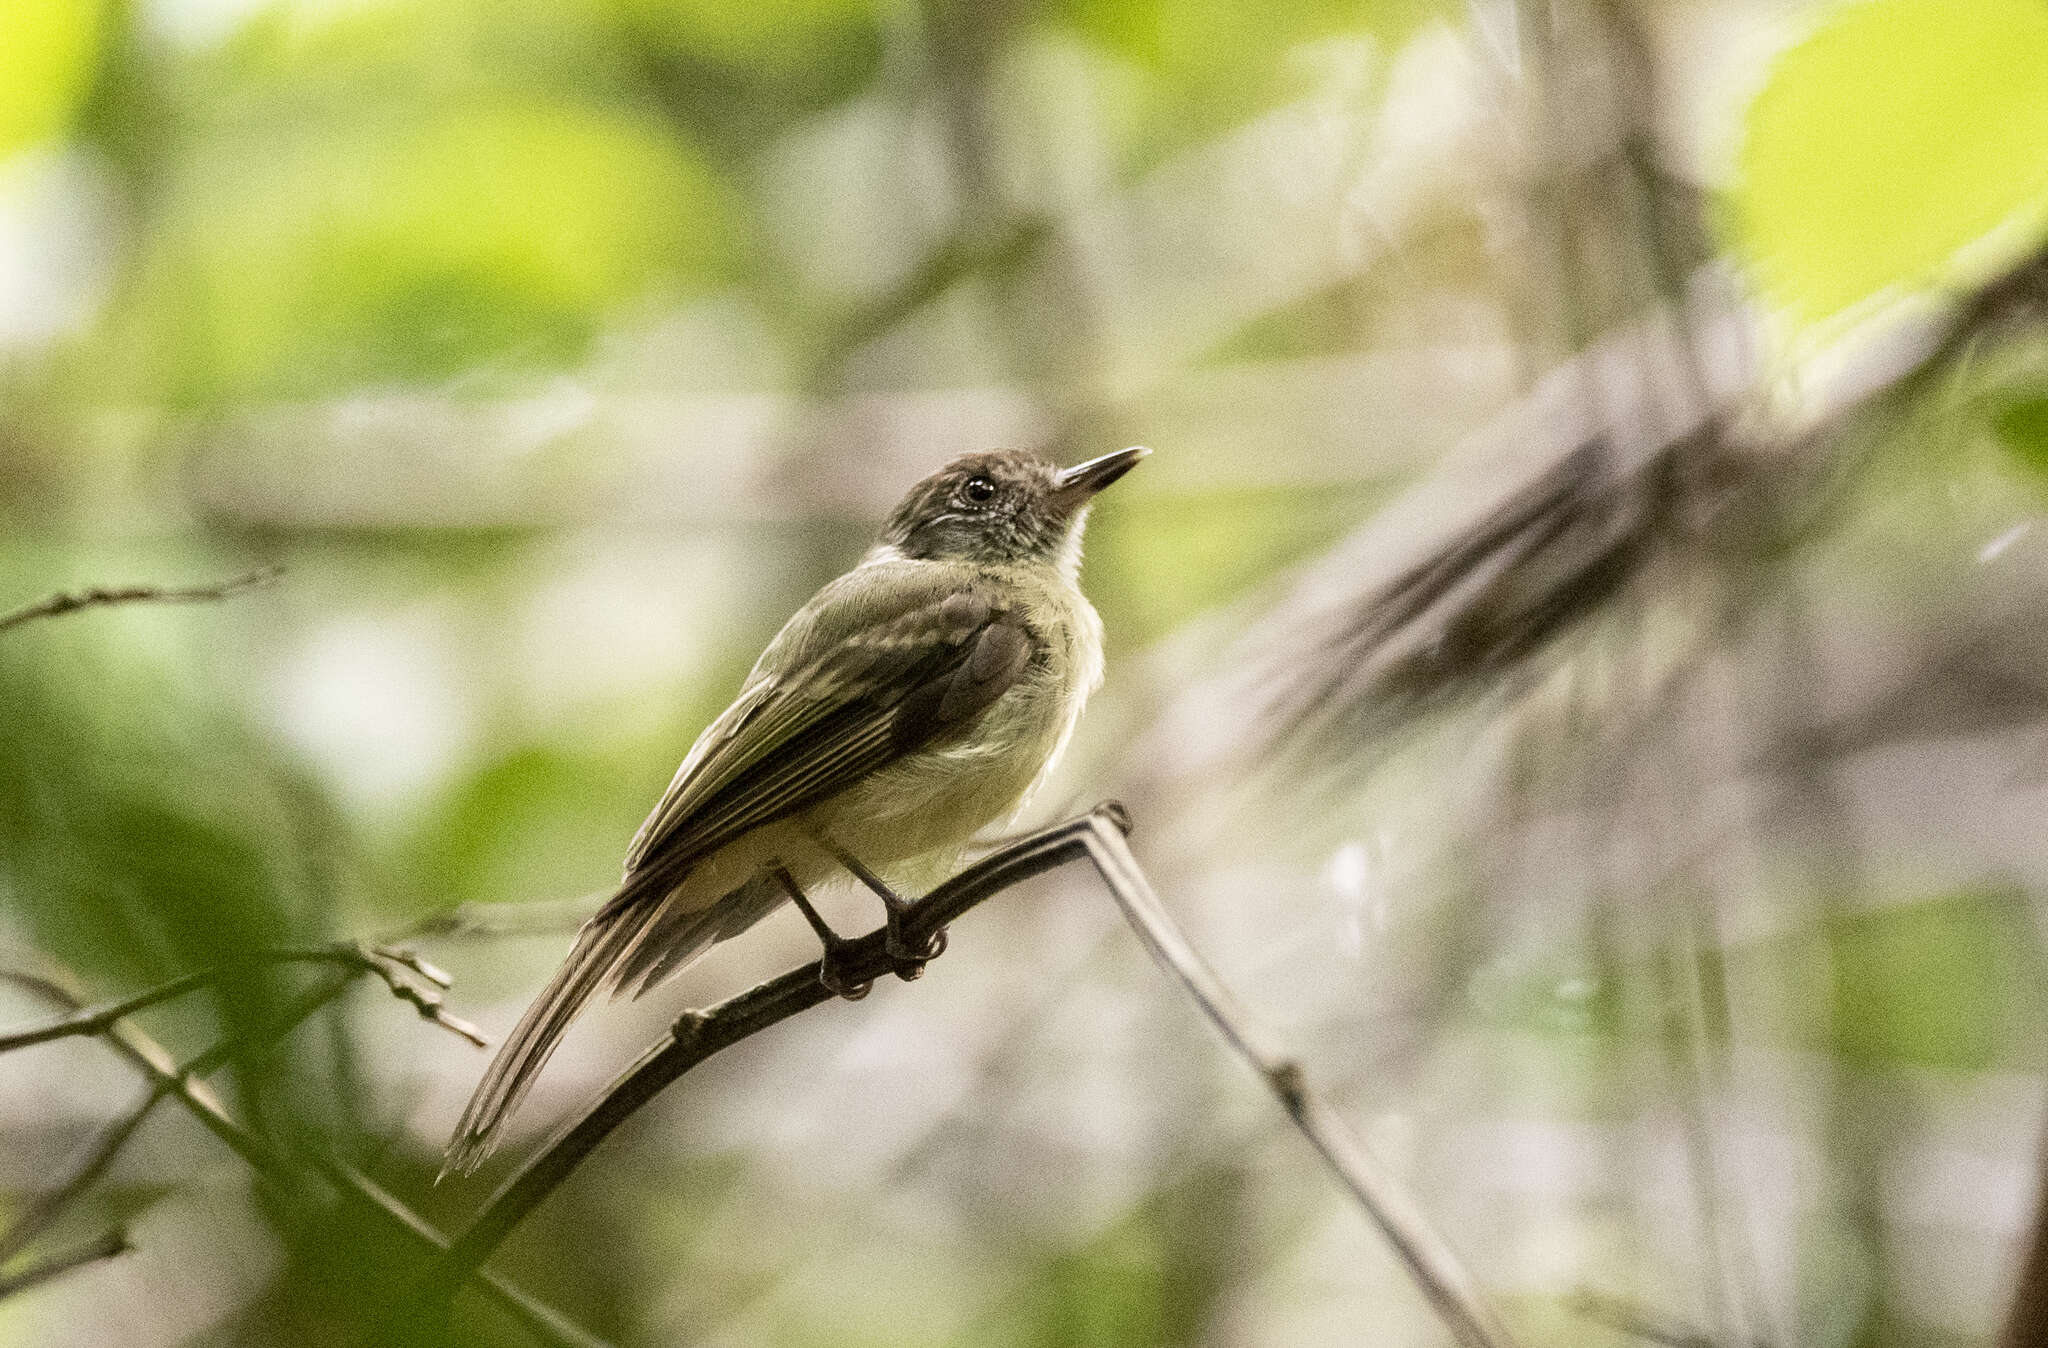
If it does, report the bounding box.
[873,446,1148,578]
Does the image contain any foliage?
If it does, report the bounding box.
[4,0,2048,1345]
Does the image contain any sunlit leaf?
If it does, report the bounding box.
[0,0,104,158]
[1733,0,2048,328]
[127,98,740,403]
[1050,0,1439,165]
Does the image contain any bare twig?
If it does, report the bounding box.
[1077,818,1521,1348]
[0,566,281,636]
[0,968,609,1348]
[0,1086,160,1268]
[0,942,485,1053]
[0,1228,131,1300]
[412,806,1125,1313]
[0,973,357,1265]
[411,804,1518,1348]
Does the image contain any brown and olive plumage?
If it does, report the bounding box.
[443,446,1146,1175]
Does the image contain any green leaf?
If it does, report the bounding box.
[1993,395,2048,477]
[0,0,105,158]
[1732,0,2048,329]
[404,743,645,915]
[1826,890,2045,1071]
[128,97,741,402]
[613,0,882,74]
[1043,0,1440,171]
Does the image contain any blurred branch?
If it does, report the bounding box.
[0,973,355,1266]
[1082,817,1520,1348]
[1246,240,2048,776]
[0,565,280,635]
[388,895,606,945]
[0,942,485,1053]
[413,804,1519,1348]
[2001,1127,2048,1348]
[801,219,1049,390]
[0,1228,132,1300]
[1566,1287,1768,1348]
[0,967,606,1348]
[411,805,1134,1316]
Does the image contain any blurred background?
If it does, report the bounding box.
[5,0,2048,1344]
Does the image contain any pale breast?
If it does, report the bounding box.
[804,574,1103,875]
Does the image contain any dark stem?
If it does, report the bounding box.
[412,804,1128,1315]
[413,801,1514,1348]
[0,1228,132,1299]
[0,565,281,635]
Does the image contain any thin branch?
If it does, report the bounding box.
[411,804,1519,1348]
[412,806,1123,1311]
[0,968,612,1348]
[0,974,357,1265]
[0,566,281,636]
[0,1229,131,1300]
[1076,817,1522,1348]
[0,970,210,1052]
[317,1157,615,1348]
[0,942,485,1053]
[0,1086,160,1267]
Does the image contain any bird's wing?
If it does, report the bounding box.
[613,564,1035,907]
[442,565,1035,1177]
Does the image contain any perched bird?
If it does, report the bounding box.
[444,445,1147,1174]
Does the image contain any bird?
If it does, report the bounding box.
[442,444,1148,1175]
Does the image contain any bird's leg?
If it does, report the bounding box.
[813,834,946,980]
[769,865,870,1000]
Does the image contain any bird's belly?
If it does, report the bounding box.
[803,678,1077,878]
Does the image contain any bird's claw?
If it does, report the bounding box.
[818,954,873,1001]
[886,924,947,981]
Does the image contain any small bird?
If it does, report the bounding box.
[444,445,1147,1174]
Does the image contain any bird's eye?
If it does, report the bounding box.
[961,475,997,505]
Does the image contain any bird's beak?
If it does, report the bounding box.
[1052,446,1150,507]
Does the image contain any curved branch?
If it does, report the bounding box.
[415,802,1518,1348]
[415,805,1126,1308]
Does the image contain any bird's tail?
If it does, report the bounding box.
[439,868,783,1178]
[440,900,649,1178]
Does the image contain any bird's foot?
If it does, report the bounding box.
[885,918,946,981]
[774,863,874,1000]
[817,953,873,1001]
